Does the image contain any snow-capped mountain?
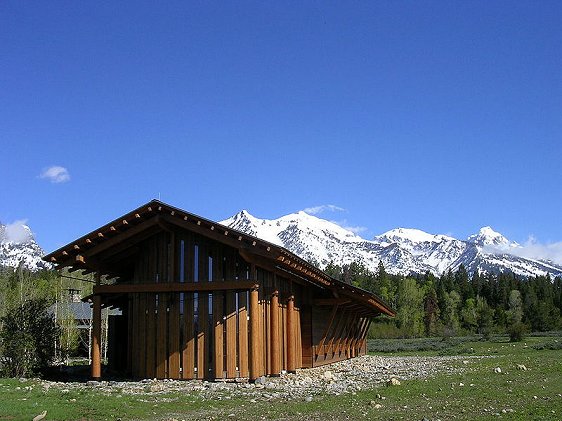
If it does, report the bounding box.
[0,222,49,271]
[221,211,562,278]
[4,211,562,278]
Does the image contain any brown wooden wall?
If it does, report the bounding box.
[109,228,373,379]
[122,230,306,379]
[308,306,371,367]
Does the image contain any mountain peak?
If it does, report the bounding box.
[467,226,511,247]
[0,221,34,244]
[0,221,49,271]
[375,228,448,244]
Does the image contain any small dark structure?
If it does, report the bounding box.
[44,200,394,380]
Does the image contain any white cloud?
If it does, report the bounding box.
[39,166,70,183]
[484,235,562,265]
[338,223,368,235]
[4,219,31,243]
[511,236,562,265]
[303,204,345,215]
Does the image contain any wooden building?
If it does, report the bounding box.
[44,200,394,381]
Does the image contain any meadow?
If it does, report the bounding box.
[0,333,560,421]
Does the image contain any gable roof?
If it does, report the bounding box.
[44,200,395,317]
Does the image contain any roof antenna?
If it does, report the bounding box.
[158,192,161,200]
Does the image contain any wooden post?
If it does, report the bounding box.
[286,295,296,373]
[270,291,280,376]
[91,272,102,379]
[249,286,260,381]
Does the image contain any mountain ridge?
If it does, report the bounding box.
[2,212,561,278]
[221,210,562,278]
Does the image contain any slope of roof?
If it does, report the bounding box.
[44,200,395,317]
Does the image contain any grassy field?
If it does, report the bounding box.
[0,334,560,420]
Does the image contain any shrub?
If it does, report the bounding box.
[531,340,562,350]
[0,299,60,377]
[508,322,527,342]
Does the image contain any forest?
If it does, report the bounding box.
[0,261,561,376]
[324,261,562,339]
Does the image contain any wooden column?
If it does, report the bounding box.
[249,285,260,381]
[91,272,102,379]
[286,295,296,373]
[270,291,280,376]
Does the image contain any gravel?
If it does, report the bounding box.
[36,355,482,402]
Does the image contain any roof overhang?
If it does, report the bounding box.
[44,200,395,317]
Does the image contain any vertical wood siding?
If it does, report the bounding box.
[117,229,370,380]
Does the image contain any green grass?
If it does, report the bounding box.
[0,334,560,420]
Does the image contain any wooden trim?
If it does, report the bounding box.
[249,287,259,381]
[91,273,102,379]
[286,295,296,373]
[93,281,258,295]
[225,291,237,378]
[238,291,249,378]
[213,292,224,379]
[183,292,195,379]
[270,291,280,375]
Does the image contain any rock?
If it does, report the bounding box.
[374,403,383,409]
[305,396,313,402]
[254,376,267,385]
[323,370,333,381]
[494,367,502,373]
[32,411,47,421]
[387,377,401,386]
[462,360,469,364]
[516,364,527,371]
[87,380,100,387]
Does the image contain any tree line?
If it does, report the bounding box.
[324,261,562,339]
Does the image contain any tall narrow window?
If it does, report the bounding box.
[180,292,184,315]
[208,256,213,282]
[179,240,185,282]
[194,245,199,282]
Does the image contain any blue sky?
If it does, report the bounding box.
[1,1,561,259]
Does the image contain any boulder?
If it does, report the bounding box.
[387,377,401,386]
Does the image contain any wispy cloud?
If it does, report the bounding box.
[39,166,70,183]
[3,219,31,243]
[303,204,345,215]
[512,236,562,265]
[336,222,368,235]
[484,235,562,266]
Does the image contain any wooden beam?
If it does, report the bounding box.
[249,286,260,381]
[160,214,279,261]
[91,273,102,379]
[270,291,280,376]
[313,298,351,306]
[85,217,161,258]
[93,280,258,295]
[286,295,296,373]
[316,304,339,357]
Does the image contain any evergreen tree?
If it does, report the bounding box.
[423,286,440,336]
[455,264,473,300]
